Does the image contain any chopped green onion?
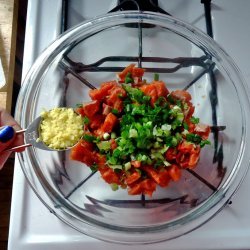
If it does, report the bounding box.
[176,112,184,122]
[159,145,169,154]
[142,95,151,103]
[103,133,110,140]
[109,165,123,170]
[124,162,131,171]
[75,103,83,108]
[182,129,189,136]
[125,77,133,84]
[183,121,189,130]
[186,133,202,144]
[171,119,182,130]
[176,100,182,108]
[153,141,161,148]
[110,183,119,191]
[183,102,189,110]
[150,150,164,160]
[83,134,97,142]
[97,141,111,151]
[111,132,117,139]
[83,116,90,125]
[154,73,159,81]
[141,155,148,162]
[161,124,171,131]
[171,137,178,147]
[172,105,182,112]
[129,128,138,138]
[190,116,200,124]
[111,109,119,115]
[125,73,134,84]
[107,156,118,165]
[90,164,98,172]
[163,160,171,167]
[200,139,211,148]
[175,132,182,143]
[156,137,163,142]
[122,84,144,103]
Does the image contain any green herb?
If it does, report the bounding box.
[171,119,182,130]
[83,116,90,125]
[75,103,83,108]
[142,95,151,103]
[103,133,110,140]
[125,72,134,84]
[124,162,131,171]
[111,109,119,115]
[200,139,211,148]
[175,132,182,143]
[83,134,97,142]
[183,121,189,130]
[111,132,117,139]
[186,133,201,143]
[190,116,200,124]
[110,183,119,191]
[185,133,211,147]
[96,141,111,151]
[154,73,159,81]
[171,137,178,147]
[186,133,202,144]
[122,84,144,103]
[90,164,98,172]
[176,100,182,108]
[129,128,138,138]
[167,94,175,104]
[109,165,123,170]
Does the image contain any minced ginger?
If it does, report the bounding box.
[39,108,83,149]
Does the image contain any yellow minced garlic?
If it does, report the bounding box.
[39,108,83,149]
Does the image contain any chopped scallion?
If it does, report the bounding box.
[83,134,97,142]
[154,73,159,81]
[190,116,200,124]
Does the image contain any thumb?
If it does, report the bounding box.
[0,126,15,152]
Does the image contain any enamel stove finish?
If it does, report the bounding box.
[8,1,250,249]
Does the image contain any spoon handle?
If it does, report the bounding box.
[16,129,27,134]
[5,144,32,152]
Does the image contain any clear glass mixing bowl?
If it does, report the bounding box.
[15,11,250,244]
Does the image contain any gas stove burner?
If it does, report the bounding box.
[109,0,170,28]
[118,0,159,12]
[110,0,171,15]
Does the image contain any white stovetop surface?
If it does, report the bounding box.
[8,0,250,249]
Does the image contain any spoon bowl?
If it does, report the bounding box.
[25,116,67,151]
[8,108,83,152]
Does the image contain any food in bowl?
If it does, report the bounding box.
[39,107,84,149]
[70,64,211,196]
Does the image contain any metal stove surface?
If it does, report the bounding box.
[8,0,250,249]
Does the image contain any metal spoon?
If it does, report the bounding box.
[6,115,81,152]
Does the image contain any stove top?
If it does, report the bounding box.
[8,1,250,249]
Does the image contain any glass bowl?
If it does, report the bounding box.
[15,11,250,244]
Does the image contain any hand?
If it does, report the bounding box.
[0,108,24,169]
